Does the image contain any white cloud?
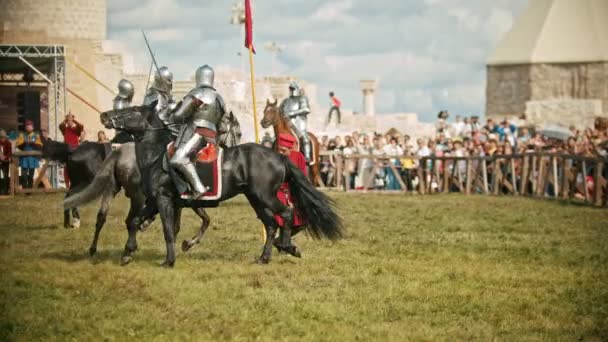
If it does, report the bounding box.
[106,0,530,122]
[311,0,358,25]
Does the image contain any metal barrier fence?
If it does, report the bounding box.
[319,151,608,207]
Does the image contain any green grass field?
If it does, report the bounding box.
[0,193,607,340]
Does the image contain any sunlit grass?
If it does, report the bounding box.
[0,193,607,340]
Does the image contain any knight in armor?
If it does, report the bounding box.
[280,81,312,163]
[111,79,137,144]
[113,79,134,110]
[169,65,225,199]
[143,66,173,112]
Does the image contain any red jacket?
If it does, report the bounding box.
[275,150,307,227]
[0,139,11,163]
[59,120,84,147]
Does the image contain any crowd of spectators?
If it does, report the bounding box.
[0,112,112,194]
[315,112,608,191]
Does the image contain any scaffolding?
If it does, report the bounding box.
[0,44,66,140]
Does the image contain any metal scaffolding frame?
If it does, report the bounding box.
[0,44,67,140]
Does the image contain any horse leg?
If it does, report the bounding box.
[89,191,112,256]
[63,190,74,228]
[120,195,144,265]
[245,193,278,264]
[174,207,182,236]
[157,194,177,267]
[255,192,301,258]
[63,209,71,229]
[137,196,158,232]
[182,207,210,252]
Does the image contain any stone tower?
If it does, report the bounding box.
[485,0,608,128]
[0,0,147,139]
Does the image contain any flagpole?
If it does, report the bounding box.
[248,43,265,243]
[248,46,260,143]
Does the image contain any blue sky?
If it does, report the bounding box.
[106,0,528,122]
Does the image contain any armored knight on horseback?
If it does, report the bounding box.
[169,65,225,199]
[143,66,180,134]
[280,81,312,163]
[113,79,134,110]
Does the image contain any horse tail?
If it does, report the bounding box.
[285,158,344,241]
[64,150,118,209]
[41,139,71,164]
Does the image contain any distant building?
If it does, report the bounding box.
[486,0,608,128]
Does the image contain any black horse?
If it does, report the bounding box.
[96,105,343,266]
[43,141,152,257]
[42,140,114,229]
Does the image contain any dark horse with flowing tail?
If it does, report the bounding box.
[97,104,343,266]
[44,140,199,263]
[261,99,322,187]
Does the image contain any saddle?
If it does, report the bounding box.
[163,142,223,204]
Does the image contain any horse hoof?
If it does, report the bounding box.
[255,257,270,265]
[89,247,97,256]
[291,246,302,258]
[72,219,80,229]
[284,245,302,258]
[181,240,192,252]
[161,260,175,268]
[120,256,132,266]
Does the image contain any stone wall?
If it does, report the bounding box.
[486,62,608,128]
[486,64,531,117]
[525,99,603,128]
[0,0,106,41]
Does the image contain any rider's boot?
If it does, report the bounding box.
[170,133,208,199]
[302,139,312,164]
[178,161,208,199]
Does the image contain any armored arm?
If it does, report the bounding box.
[170,96,197,124]
[287,96,311,118]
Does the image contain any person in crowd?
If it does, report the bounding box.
[451,115,466,138]
[383,137,403,190]
[0,129,12,194]
[40,129,52,141]
[356,135,374,189]
[59,111,84,188]
[326,91,342,125]
[342,138,358,190]
[16,120,43,189]
[320,135,329,150]
[59,111,84,148]
[97,130,110,143]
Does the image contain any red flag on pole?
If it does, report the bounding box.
[244,0,255,53]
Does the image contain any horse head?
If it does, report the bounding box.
[261,98,280,128]
[100,106,150,134]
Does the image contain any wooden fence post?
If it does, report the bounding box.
[10,155,17,196]
[492,159,500,195]
[418,159,425,194]
[531,155,538,194]
[561,158,570,200]
[335,153,343,190]
[481,159,489,194]
[465,159,472,195]
[520,155,529,195]
[443,159,450,193]
[594,162,604,207]
[581,161,590,202]
[536,157,545,197]
[551,157,559,198]
[510,157,517,195]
